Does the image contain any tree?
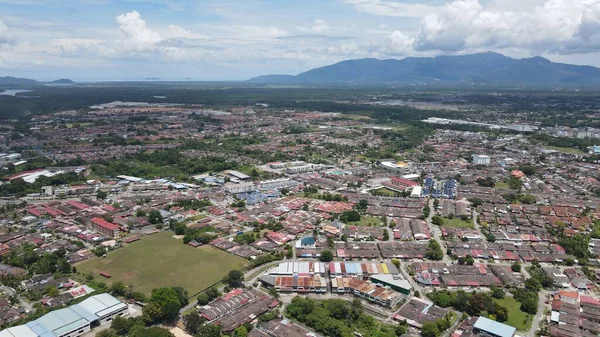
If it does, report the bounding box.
[519,194,536,204]
[224,270,245,288]
[490,286,505,299]
[110,281,127,296]
[383,230,389,241]
[174,223,187,235]
[110,316,133,335]
[233,325,248,337]
[426,240,444,261]
[319,250,334,262]
[391,258,400,268]
[433,199,440,208]
[495,305,508,322]
[421,321,440,337]
[148,210,164,224]
[431,216,445,226]
[183,312,203,335]
[96,190,108,200]
[197,323,222,337]
[465,256,475,265]
[197,293,210,306]
[143,287,182,323]
[511,261,521,272]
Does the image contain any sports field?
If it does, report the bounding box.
[76,232,249,295]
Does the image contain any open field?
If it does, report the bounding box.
[494,297,533,331]
[75,232,249,295]
[495,182,510,190]
[545,146,585,155]
[443,217,474,229]
[370,187,398,197]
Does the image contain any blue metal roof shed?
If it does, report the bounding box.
[473,317,516,337]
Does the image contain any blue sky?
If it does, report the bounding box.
[0,0,599,80]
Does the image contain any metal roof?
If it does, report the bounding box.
[473,317,516,337]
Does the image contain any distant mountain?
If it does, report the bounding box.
[0,76,39,87]
[249,52,600,87]
[49,79,75,84]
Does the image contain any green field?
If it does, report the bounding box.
[443,217,474,229]
[494,297,533,331]
[495,182,510,190]
[76,232,249,295]
[370,187,399,197]
[545,146,585,155]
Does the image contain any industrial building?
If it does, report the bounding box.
[258,178,299,191]
[369,274,412,295]
[224,182,256,194]
[472,316,516,337]
[0,294,128,337]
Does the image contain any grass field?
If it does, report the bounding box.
[495,297,533,331]
[545,146,585,155]
[495,182,510,190]
[443,217,474,229]
[370,187,399,197]
[76,232,249,295]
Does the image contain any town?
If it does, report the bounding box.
[0,88,598,337]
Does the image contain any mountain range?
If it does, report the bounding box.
[249,52,600,87]
[0,77,74,88]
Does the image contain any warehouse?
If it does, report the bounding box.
[267,262,328,276]
[0,294,128,337]
[328,261,399,278]
[370,274,412,295]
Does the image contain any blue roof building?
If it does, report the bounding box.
[473,317,516,337]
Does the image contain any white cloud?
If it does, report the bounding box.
[297,19,331,33]
[115,10,162,50]
[344,0,439,18]
[0,19,16,45]
[388,30,414,54]
[165,25,207,39]
[413,0,600,54]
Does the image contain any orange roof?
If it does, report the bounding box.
[559,290,579,299]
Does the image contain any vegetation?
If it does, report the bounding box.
[427,290,508,323]
[75,232,248,295]
[286,297,407,337]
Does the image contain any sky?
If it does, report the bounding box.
[1,0,600,81]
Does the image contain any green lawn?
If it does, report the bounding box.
[370,187,399,197]
[494,297,533,331]
[75,232,249,295]
[348,216,385,226]
[545,146,585,155]
[495,182,510,190]
[443,217,474,229]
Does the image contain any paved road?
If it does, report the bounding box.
[527,290,550,337]
[0,286,34,312]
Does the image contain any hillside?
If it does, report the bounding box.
[249,52,600,87]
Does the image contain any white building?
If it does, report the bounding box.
[0,294,128,337]
[224,182,256,194]
[472,154,491,166]
[258,178,298,190]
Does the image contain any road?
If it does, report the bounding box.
[0,286,34,312]
[527,290,550,337]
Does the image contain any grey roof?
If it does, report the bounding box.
[0,294,126,337]
[473,317,516,337]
